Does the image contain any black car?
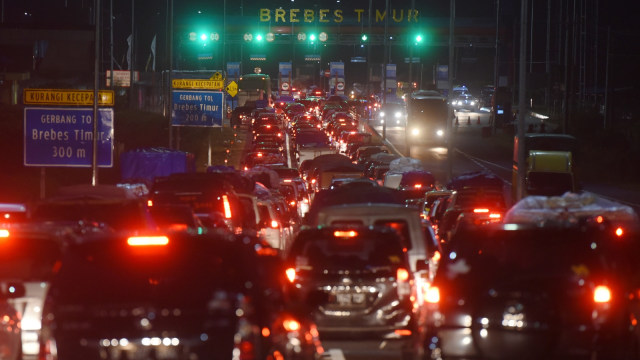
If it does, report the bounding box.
[425,221,638,360]
[40,231,323,360]
[284,226,421,359]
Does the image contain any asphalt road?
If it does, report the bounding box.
[371,108,640,211]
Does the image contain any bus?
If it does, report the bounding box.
[237,74,272,107]
[405,91,450,146]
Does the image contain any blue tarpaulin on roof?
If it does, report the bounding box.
[120,148,195,183]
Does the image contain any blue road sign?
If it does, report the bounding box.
[24,107,114,167]
[172,90,224,127]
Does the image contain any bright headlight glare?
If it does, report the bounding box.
[379,111,385,117]
[436,129,444,137]
[470,101,476,105]
[411,128,420,136]
[395,112,401,118]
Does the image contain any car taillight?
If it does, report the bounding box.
[425,286,440,304]
[394,329,412,336]
[234,340,256,360]
[127,236,169,246]
[615,227,624,237]
[414,184,422,189]
[489,213,501,219]
[270,220,279,229]
[222,195,232,219]
[39,336,58,360]
[285,268,296,283]
[473,208,489,213]
[303,198,309,204]
[147,199,153,207]
[289,200,297,207]
[283,319,301,332]
[396,268,410,282]
[0,229,9,238]
[594,285,612,303]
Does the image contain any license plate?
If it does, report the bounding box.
[335,293,366,306]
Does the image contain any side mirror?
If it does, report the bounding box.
[1,282,26,298]
[416,259,430,273]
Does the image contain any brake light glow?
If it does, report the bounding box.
[334,230,358,238]
[473,208,489,213]
[127,236,169,246]
[283,319,301,332]
[289,200,297,206]
[414,184,422,189]
[596,215,604,224]
[257,152,263,157]
[222,195,232,219]
[147,199,153,207]
[261,327,271,337]
[285,267,296,283]
[394,329,412,336]
[432,250,441,262]
[0,229,9,238]
[594,285,612,303]
[489,213,502,219]
[270,220,279,229]
[311,179,316,184]
[283,179,292,183]
[615,227,624,237]
[425,286,440,303]
[396,268,410,282]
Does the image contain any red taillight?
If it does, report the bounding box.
[289,200,297,207]
[270,220,279,229]
[285,267,296,283]
[414,184,422,189]
[0,229,9,238]
[394,329,412,336]
[432,250,441,262]
[396,268,410,282]
[594,285,612,303]
[615,227,624,237]
[311,179,316,184]
[334,230,358,238]
[596,215,604,224]
[127,236,169,246]
[236,340,255,360]
[168,223,188,231]
[425,286,440,303]
[147,199,153,207]
[222,195,232,219]
[489,213,502,219]
[473,208,489,213]
[257,152,263,157]
[39,338,58,360]
[261,327,271,337]
[283,318,301,332]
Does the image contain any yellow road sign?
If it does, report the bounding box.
[210,72,223,81]
[172,79,224,90]
[226,81,238,97]
[24,89,114,106]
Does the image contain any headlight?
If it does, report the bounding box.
[436,129,445,137]
[470,101,476,105]
[379,111,385,117]
[411,128,420,136]
[395,111,402,118]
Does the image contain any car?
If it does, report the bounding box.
[378,102,407,126]
[451,93,479,111]
[148,204,206,234]
[425,221,640,360]
[0,224,66,358]
[30,184,157,234]
[0,203,27,226]
[437,187,507,241]
[284,226,421,360]
[0,282,24,360]
[40,230,324,360]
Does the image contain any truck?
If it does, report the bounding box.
[525,150,576,196]
[512,133,578,200]
[405,92,450,146]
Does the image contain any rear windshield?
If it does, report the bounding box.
[51,236,254,307]
[0,234,62,281]
[32,201,151,231]
[292,233,406,270]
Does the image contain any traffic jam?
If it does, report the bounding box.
[2,93,640,360]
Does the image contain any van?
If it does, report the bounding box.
[313,203,442,306]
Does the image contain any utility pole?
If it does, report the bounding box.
[517,0,528,201]
[168,0,174,148]
[493,0,500,131]
[92,0,101,186]
[545,0,551,107]
[382,0,388,140]
[447,0,454,180]
[129,0,135,108]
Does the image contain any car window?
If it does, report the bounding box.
[373,220,412,250]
